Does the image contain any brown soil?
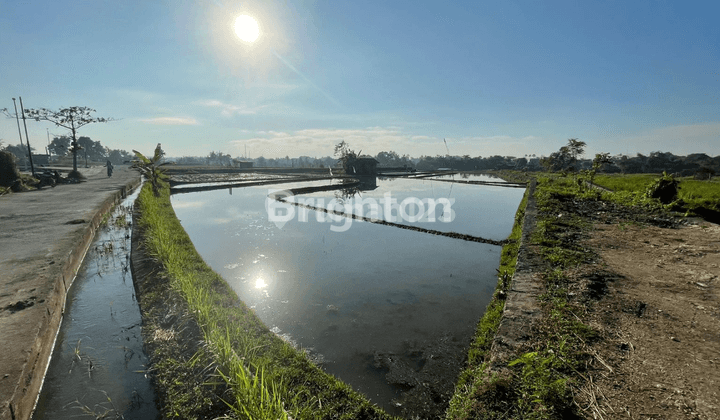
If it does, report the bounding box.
[582,220,720,419]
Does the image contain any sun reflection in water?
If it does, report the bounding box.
[255,277,268,289]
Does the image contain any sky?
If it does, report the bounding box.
[1,0,719,159]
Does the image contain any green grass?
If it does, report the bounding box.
[593,173,658,192]
[595,173,720,213]
[135,181,395,420]
[677,178,720,212]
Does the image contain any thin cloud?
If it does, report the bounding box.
[142,117,198,125]
[226,127,557,159]
[195,99,265,117]
[230,127,451,158]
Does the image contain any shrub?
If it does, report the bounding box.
[646,172,678,204]
[0,151,20,189]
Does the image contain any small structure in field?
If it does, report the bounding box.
[233,160,254,168]
[344,156,378,175]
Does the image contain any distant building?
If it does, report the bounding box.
[344,156,378,175]
[233,160,254,168]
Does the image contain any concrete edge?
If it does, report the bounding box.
[488,179,543,370]
[8,176,141,420]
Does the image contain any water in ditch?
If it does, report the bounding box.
[33,188,158,419]
[170,176,524,415]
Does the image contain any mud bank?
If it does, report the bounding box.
[487,179,542,368]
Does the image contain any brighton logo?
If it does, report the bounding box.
[265,189,455,232]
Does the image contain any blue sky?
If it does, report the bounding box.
[1,0,718,159]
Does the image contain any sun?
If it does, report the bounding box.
[234,15,260,43]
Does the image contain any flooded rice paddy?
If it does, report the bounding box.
[33,188,157,420]
[171,175,524,413]
[293,176,522,240]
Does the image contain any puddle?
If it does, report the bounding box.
[171,175,524,415]
[33,188,158,419]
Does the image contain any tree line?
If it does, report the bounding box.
[4,135,716,178]
[1,136,134,165]
[168,144,719,177]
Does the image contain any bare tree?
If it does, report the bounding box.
[23,107,114,177]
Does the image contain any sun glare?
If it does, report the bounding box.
[234,15,259,43]
[255,277,268,289]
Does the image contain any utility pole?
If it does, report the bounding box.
[11,98,26,170]
[19,97,36,177]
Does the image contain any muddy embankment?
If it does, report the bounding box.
[487,179,544,368]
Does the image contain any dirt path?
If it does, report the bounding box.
[585,221,720,419]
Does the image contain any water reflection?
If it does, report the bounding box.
[295,177,524,240]
[170,176,523,414]
[424,173,504,182]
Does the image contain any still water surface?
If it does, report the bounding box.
[34,189,157,420]
[295,176,522,240]
[170,176,524,412]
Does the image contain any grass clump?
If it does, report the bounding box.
[134,180,395,419]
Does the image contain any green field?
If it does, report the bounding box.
[677,178,720,212]
[594,173,720,212]
[593,174,659,192]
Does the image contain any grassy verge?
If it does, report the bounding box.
[135,181,395,419]
[444,184,529,419]
[446,173,626,419]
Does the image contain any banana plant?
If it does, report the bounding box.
[131,143,172,196]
